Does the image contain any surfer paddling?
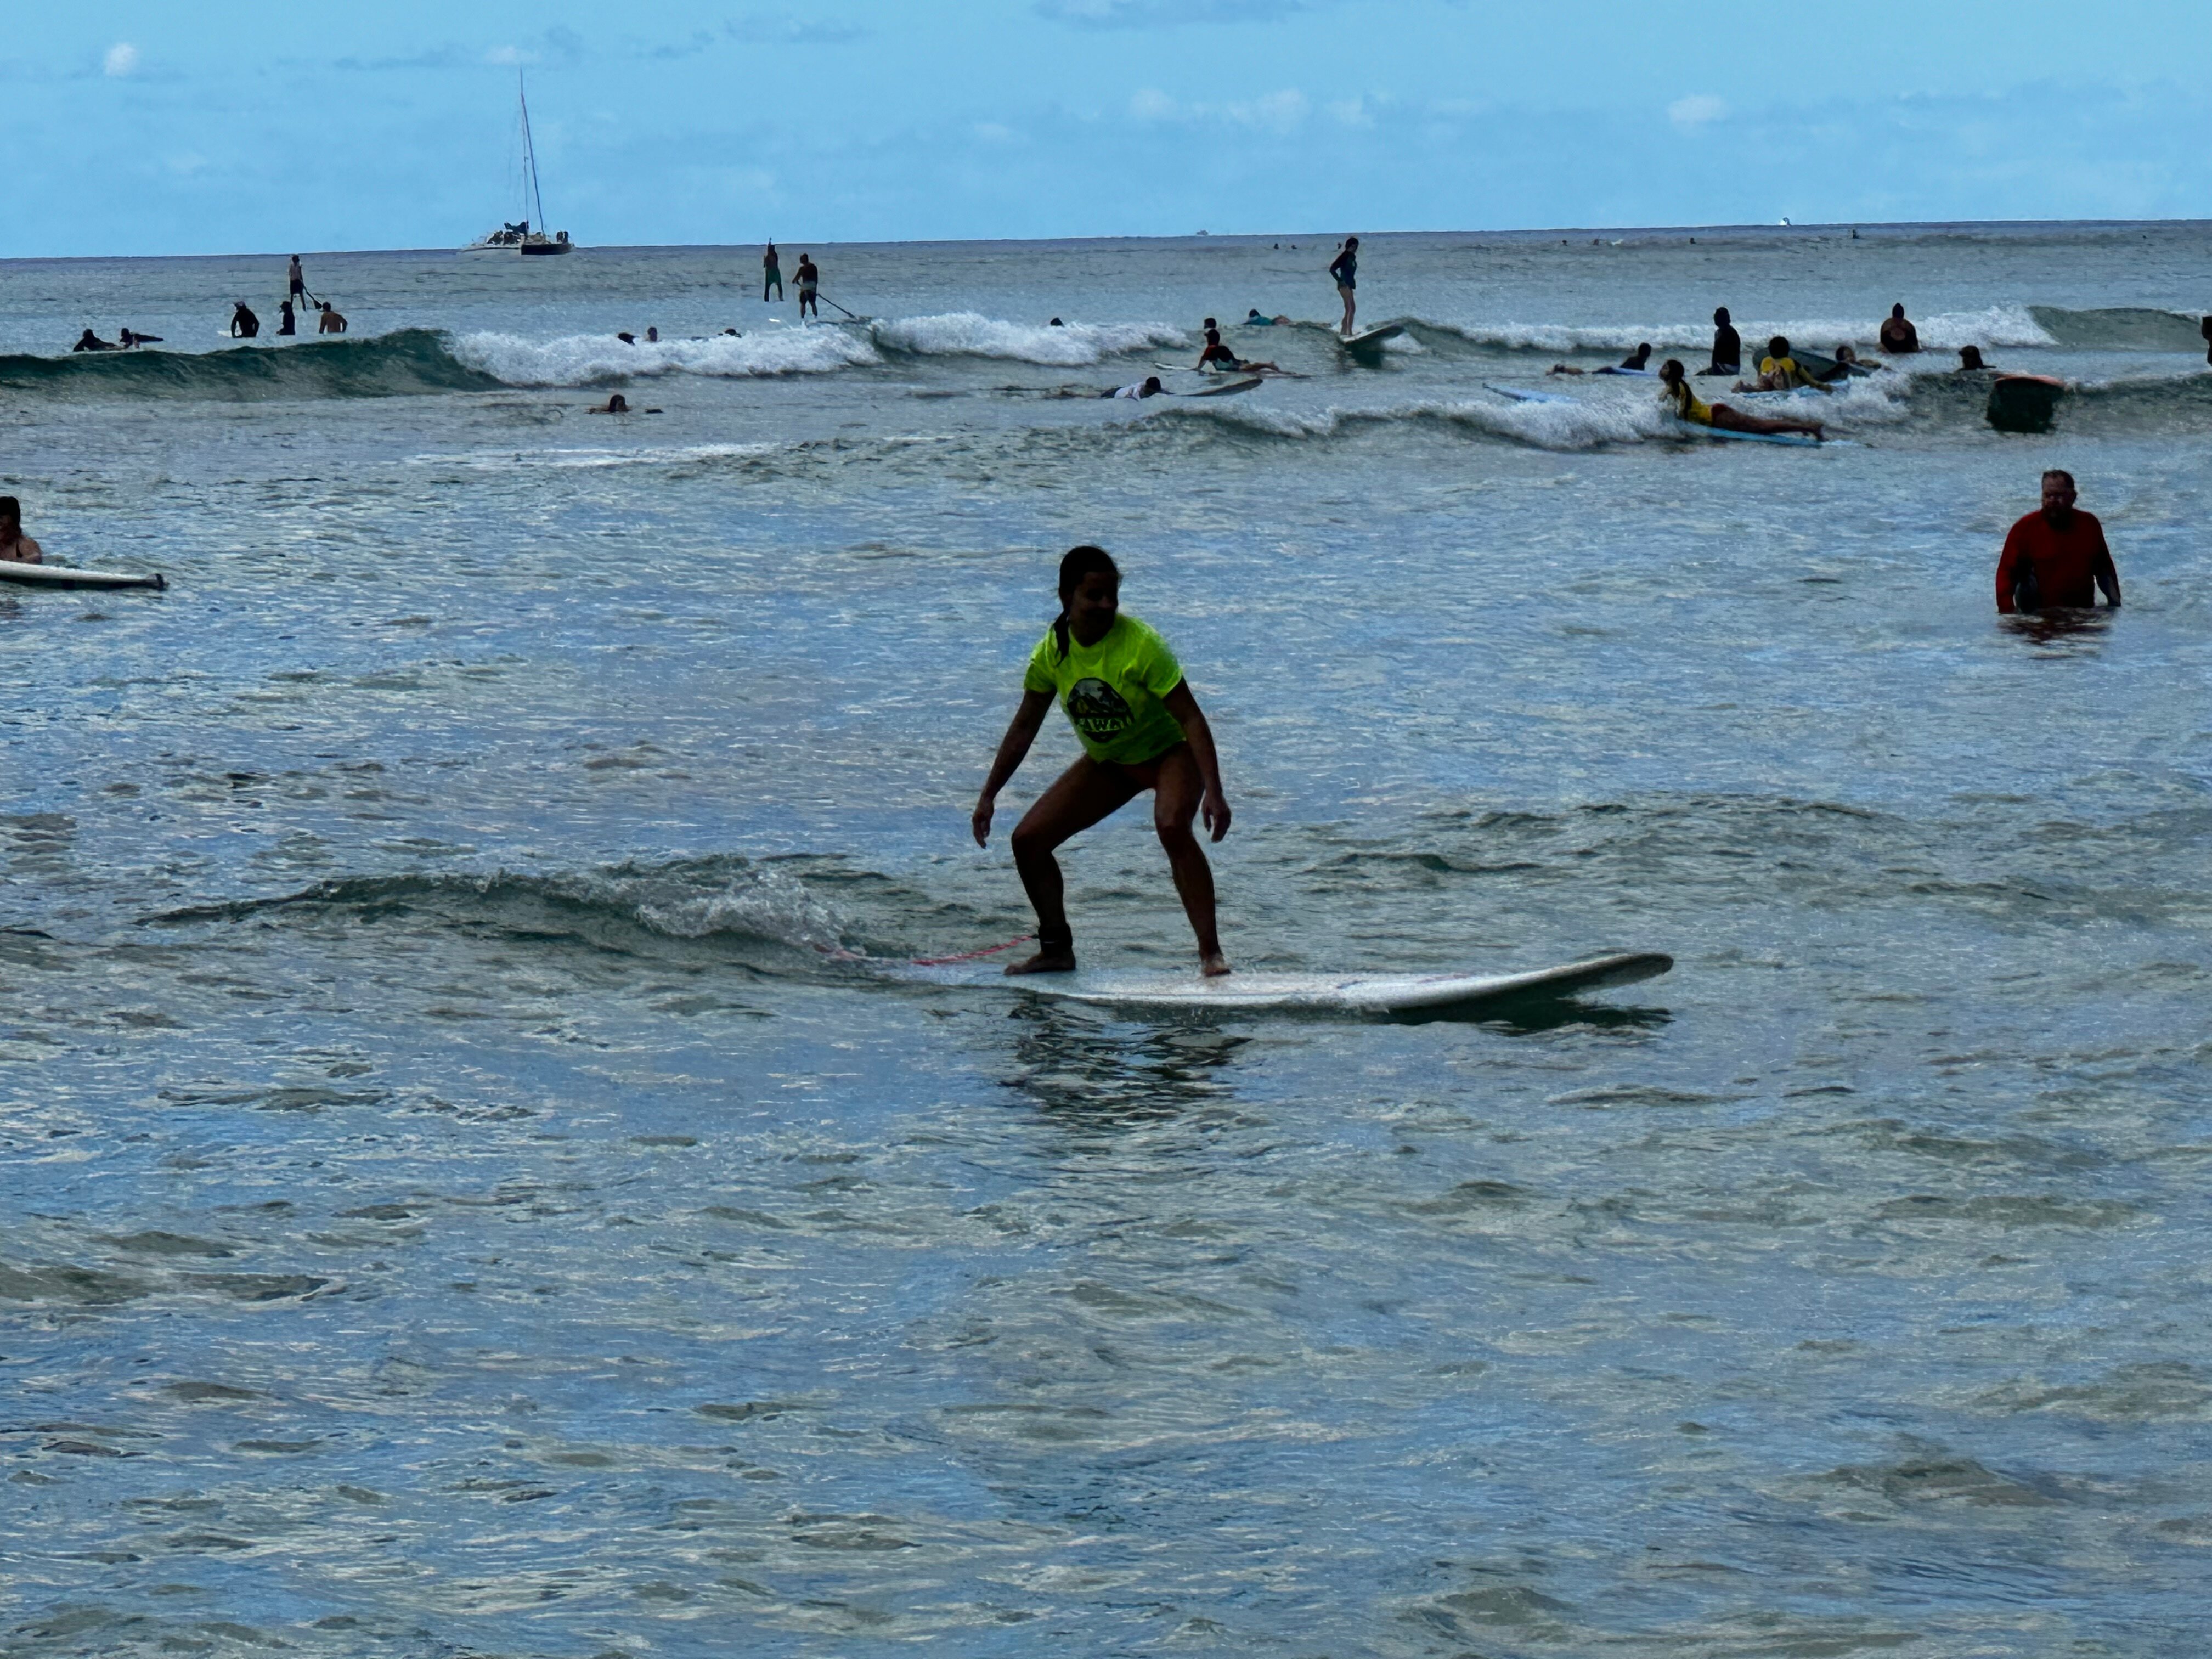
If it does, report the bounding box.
[0,498,44,565]
[973,547,1232,978]
[1658,359,1824,439]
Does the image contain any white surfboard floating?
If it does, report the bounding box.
[1485,383,1572,404]
[1338,323,1405,353]
[988,950,1672,1015]
[0,562,166,590]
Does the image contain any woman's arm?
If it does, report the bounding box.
[972,689,1055,846]
[1162,681,1231,842]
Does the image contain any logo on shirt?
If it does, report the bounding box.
[1065,678,1134,740]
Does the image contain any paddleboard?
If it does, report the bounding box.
[1667,418,1830,447]
[994,951,1672,1015]
[0,563,166,590]
[1338,323,1405,353]
[1485,383,1572,404]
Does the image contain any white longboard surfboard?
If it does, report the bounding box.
[1338,323,1405,353]
[980,950,1672,1015]
[0,562,166,590]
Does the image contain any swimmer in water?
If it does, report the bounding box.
[1996,470,2120,613]
[277,301,297,337]
[1880,303,1920,354]
[1245,308,1290,325]
[230,302,260,339]
[1102,376,1167,399]
[973,546,1233,978]
[317,301,347,335]
[1955,345,1988,371]
[71,329,119,352]
[1659,358,1824,439]
[0,496,44,565]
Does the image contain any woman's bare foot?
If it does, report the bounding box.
[1004,946,1076,975]
[1200,951,1232,978]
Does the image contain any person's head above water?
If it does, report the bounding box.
[1658,358,1688,386]
[1768,336,1791,357]
[1052,545,1121,658]
[2040,469,2076,522]
[1143,376,1163,394]
[1957,345,1985,369]
[1891,304,1908,320]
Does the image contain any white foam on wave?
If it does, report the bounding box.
[452,328,880,386]
[408,442,781,472]
[1420,302,2056,355]
[868,312,1184,365]
[1159,394,1661,452]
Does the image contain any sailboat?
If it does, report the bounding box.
[462,71,573,256]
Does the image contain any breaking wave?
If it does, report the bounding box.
[0,329,505,399]
[1413,304,2058,356]
[867,312,1185,365]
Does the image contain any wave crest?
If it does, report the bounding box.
[451,327,880,386]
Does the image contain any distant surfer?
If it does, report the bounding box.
[1245,308,1289,325]
[1742,336,1829,393]
[795,253,820,320]
[1329,237,1359,336]
[317,302,347,335]
[972,546,1233,978]
[1618,342,1652,371]
[71,329,119,353]
[117,327,160,348]
[1553,342,1655,376]
[1955,345,1988,371]
[0,497,44,565]
[2200,315,2210,365]
[287,254,309,305]
[1658,359,1824,439]
[1103,376,1166,399]
[1880,303,1920,354]
[1821,343,1872,380]
[1705,306,1741,376]
[277,300,297,337]
[1997,471,2119,613]
[229,302,260,340]
[762,241,783,302]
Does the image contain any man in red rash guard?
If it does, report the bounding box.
[1995,470,2121,613]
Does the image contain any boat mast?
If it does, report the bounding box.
[518,71,548,232]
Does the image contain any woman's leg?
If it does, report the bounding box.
[1339,284,1356,335]
[1147,746,1228,974]
[1003,758,1144,973]
[1712,403,1824,439]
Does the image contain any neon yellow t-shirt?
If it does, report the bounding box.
[1023,613,1187,765]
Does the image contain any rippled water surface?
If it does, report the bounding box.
[4,224,2211,1657]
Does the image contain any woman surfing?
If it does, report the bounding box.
[973,547,1232,977]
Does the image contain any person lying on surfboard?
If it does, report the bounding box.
[973,546,1232,978]
[1658,359,1824,439]
[1193,319,1280,375]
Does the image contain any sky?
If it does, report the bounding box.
[4,1,2209,257]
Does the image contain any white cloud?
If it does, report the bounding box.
[1228,88,1308,131]
[487,44,532,65]
[974,121,1017,143]
[104,42,140,77]
[1327,96,1372,128]
[1130,87,1178,121]
[1668,93,1728,129]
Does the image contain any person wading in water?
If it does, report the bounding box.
[972,546,1233,977]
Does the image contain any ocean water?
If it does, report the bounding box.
[3,223,2210,1657]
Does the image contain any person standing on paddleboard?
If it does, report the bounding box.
[1329,238,1359,336]
[973,547,1232,977]
[762,242,783,303]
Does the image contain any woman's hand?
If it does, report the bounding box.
[972,794,995,848]
[1201,788,1231,843]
